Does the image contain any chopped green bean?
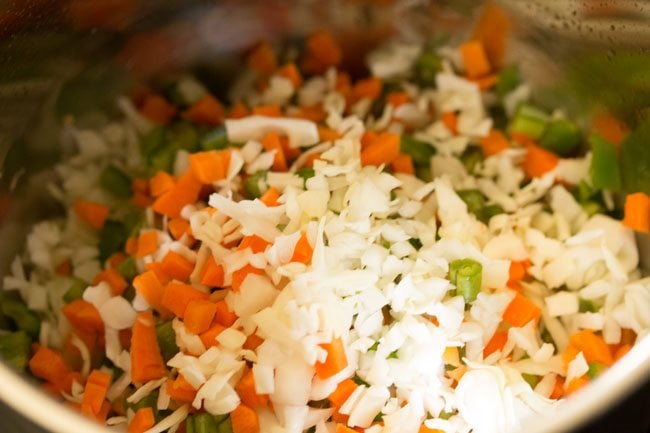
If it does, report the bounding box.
[415,51,443,88]
[63,279,87,303]
[408,238,423,250]
[449,258,483,303]
[480,204,505,222]
[217,417,233,433]
[456,189,485,217]
[415,165,432,182]
[589,133,621,191]
[509,104,549,140]
[156,321,179,362]
[244,171,268,199]
[169,122,200,152]
[117,256,137,281]
[579,298,598,313]
[190,413,220,433]
[539,119,582,156]
[1,297,40,338]
[522,373,540,388]
[98,220,128,262]
[496,65,520,99]
[100,164,132,198]
[0,331,31,370]
[587,361,606,379]
[460,147,483,174]
[296,167,316,186]
[400,135,436,165]
[140,127,167,158]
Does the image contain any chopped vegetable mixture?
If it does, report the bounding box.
[1,23,649,433]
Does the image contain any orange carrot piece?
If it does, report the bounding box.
[361,131,378,150]
[229,101,250,119]
[303,152,322,168]
[188,149,231,184]
[238,235,271,254]
[360,131,400,167]
[108,252,128,269]
[279,135,301,161]
[591,110,629,146]
[125,236,138,255]
[93,268,128,296]
[252,104,282,117]
[622,192,650,233]
[351,77,383,102]
[472,2,510,67]
[390,154,415,175]
[441,112,458,135]
[507,259,530,289]
[318,126,341,142]
[200,322,226,349]
[550,376,564,399]
[261,132,288,171]
[136,231,159,258]
[614,344,631,361]
[132,178,149,195]
[503,292,541,327]
[128,407,155,433]
[569,330,613,366]
[522,142,559,178]
[247,41,277,75]
[161,251,195,282]
[183,94,224,126]
[168,217,191,240]
[315,337,348,379]
[419,426,445,433]
[214,299,238,327]
[291,233,313,264]
[260,187,280,207]
[562,343,581,371]
[149,171,175,197]
[56,259,72,276]
[278,63,303,89]
[130,311,166,383]
[133,270,165,311]
[483,330,508,357]
[62,299,104,334]
[302,30,342,74]
[140,94,177,125]
[74,199,109,230]
[479,129,510,156]
[131,191,153,209]
[236,368,269,408]
[327,378,358,408]
[81,369,112,415]
[165,375,197,404]
[386,91,410,108]
[565,375,589,395]
[161,281,210,318]
[472,74,498,90]
[152,170,202,218]
[243,334,264,351]
[184,300,217,334]
[231,404,260,433]
[28,346,70,391]
[460,40,491,79]
[200,255,225,287]
[335,423,357,433]
[231,264,263,292]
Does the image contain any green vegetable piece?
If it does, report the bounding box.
[244,171,268,199]
[589,133,621,191]
[98,220,128,262]
[123,285,136,302]
[140,127,167,158]
[539,119,582,156]
[587,361,607,379]
[156,321,179,362]
[148,143,177,174]
[400,135,436,165]
[368,341,379,351]
[99,164,132,198]
[124,211,146,237]
[460,147,483,174]
[509,104,549,140]
[415,165,432,182]
[1,297,40,338]
[296,167,316,185]
[0,331,31,370]
[576,180,596,203]
[387,350,398,359]
[522,373,541,388]
[541,328,554,345]
[186,415,195,433]
[408,238,423,250]
[63,279,87,303]
[481,204,505,222]
[415,51,443,88]
[353,374,370,387]
[449,258,483,303]
[439,410,455,420]
[496,65,520,99]
[620,119,650,195]
[579,298,598,313]
[456,189,485,217]
[128,392,158,419]
[217,417,233,433]
[191,413,220,433]
[373,413,385,423]
[117,257,137,281]
[201,126,231,151]
[170,122,200,152]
